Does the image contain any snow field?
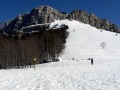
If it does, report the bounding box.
[0,20,120,90]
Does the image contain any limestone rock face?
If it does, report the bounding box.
[4,5,120,33]
[30,6,67,24]
[4,6,67,33]
[67,10,89,24]
[67,10,119,32]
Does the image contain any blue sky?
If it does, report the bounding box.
[0,0,120,26]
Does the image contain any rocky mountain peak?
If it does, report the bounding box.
[3,5,120,34]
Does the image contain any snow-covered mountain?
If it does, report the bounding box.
[0,20,120,90]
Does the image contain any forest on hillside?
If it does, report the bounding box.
[0,25,69,69]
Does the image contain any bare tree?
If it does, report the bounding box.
[100,42,107,49]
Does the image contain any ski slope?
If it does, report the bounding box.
[0,20,120,90]
[50,20,120,60]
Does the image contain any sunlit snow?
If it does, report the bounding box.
[0,20,120,90]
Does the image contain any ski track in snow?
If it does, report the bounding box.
[0,20,120,90]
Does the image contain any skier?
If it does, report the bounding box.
[33,58,37,70]
[91,58,93,65]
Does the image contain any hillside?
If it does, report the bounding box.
[50,20,120,60]
[0,20,120,90]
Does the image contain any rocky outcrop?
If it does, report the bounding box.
[67,10,89,24]
[3,5,120,34]
[4,6,67,33]
[67,10,119,32]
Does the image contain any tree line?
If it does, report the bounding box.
[0,25,69,69]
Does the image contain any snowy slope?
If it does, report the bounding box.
[50,20,120,60]
[0,20,120,90]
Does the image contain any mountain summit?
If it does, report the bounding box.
[4,5,120,33]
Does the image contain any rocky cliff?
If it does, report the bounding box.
[3,5,120,34]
